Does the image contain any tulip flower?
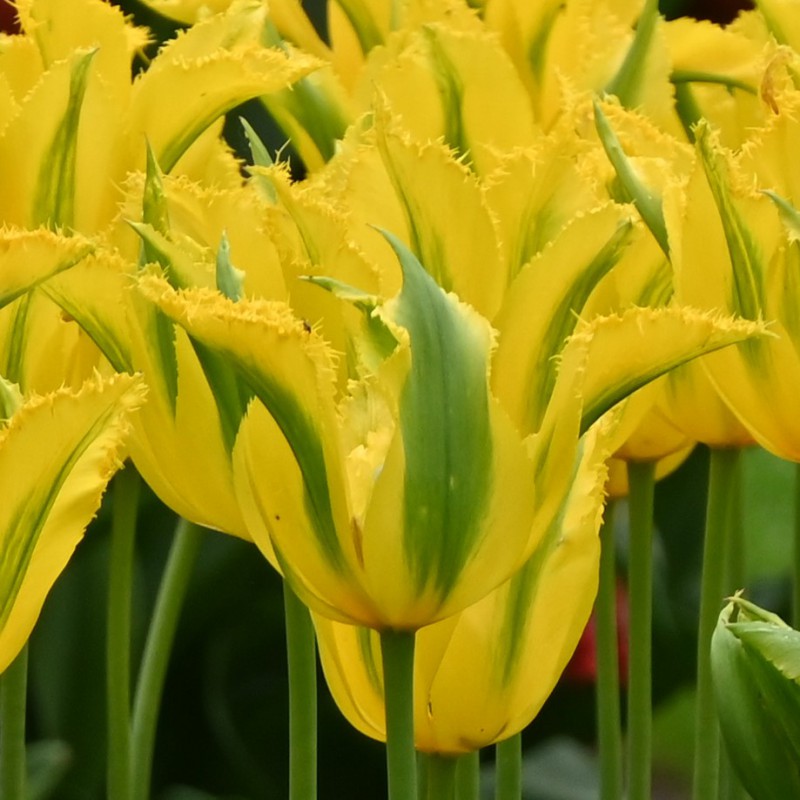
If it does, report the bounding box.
[711,595,800,800]
[311,416,612,754]
[0,372,145,674]
[0,0,320,395]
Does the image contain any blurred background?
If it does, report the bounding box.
[16,0,787,797]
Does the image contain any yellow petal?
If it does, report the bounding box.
[0,373,145,674]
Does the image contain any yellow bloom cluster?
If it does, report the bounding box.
[1,0,798,791]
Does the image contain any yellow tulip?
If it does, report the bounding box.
[312,420,611,754]
[0,373,145,674]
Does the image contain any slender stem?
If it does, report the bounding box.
[793,463,800,627]
[725,455,746,596]
[425,754,457,800]
[0,645,28,800]
[283,581,317,800]
[107,467,140,800]
[380,629,418,800]
[131,518,203,800]
[495,734,521,800]
[692,448,740,800]
[720,455,747,800]
[626,461,656,800]
[595,501,624,800]
[455,750,480,800]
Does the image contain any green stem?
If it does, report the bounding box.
[626,461,656,800]
[793,463,800,627]
[425,754,457,800]
[0,645,28,800]
[455,750,480,800]
[720,455,747,800]
[131,518,203,800]
[380,629,418,800]
[595,501,624,800]
[107,467,140,800]
[692,448,740,800]
[283,582,317,800]
[495,734,521,800]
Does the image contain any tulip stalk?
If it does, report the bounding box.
[595,502,624,800]
[692,448,740,800]
[455,751,480,800]
[0,645,27,800]
[626,461,656,800]
[381,629,418,800]
[283,581,317,800]
[425,754,458,800]
[794,464,800,627]
[107,466,140,800]
[132,518,203,800]
[495,733,522,800]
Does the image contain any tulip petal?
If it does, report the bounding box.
[556,305,766,435]
[127,2,322,173]
[0,373,144,674]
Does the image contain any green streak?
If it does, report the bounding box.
[0,645,27,800]
[495,734,521,800]
[626,461,656,800]
[380,629,418,800]
[132,519,203,800]
[595,502,624,800]
[283,582,317,800]
[670,70,757,95]
[106,467,140,800]
[425,754,457,800]
[605,0,660,107]
[794,463,800,627]
[692,448,740,800]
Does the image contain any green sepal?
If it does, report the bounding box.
[378,229,494,600]
[593,101,670,257]
[33,49,96,231]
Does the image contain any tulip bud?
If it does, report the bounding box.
[711,595,800,800]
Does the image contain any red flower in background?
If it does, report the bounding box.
[565,582,629,685]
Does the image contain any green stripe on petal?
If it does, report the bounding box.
[569,306,766,435]
[423,27,470,167]
[333,0,385,54]
[0,374,144,673]
[695,123,765,322]
[493,206,634,434]
[378,230,494,601]
[140,278,351,575]
[33,49,95,231]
